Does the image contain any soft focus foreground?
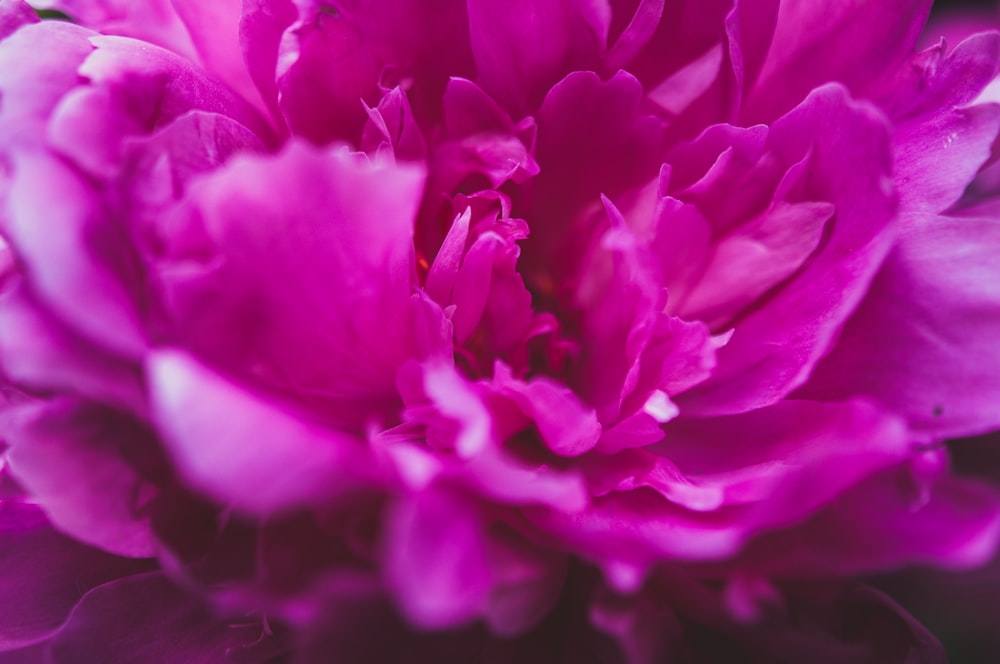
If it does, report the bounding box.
[0,1,999,662]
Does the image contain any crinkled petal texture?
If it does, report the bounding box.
[1,1,1000,663]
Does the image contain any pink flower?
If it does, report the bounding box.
[1,0,999,661]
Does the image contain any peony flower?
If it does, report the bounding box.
[1,0,999,661]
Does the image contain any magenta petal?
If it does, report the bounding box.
[5,399,158,558]
[47,572,278,664]
[678,85,896,415]
[739,471,1000,576]
[0,21,93,150]
[31,0,196,58]
[0,503,152,650]
[492,362,602,457]
[0,285,145,413]
[677,200,833,327]
[658,400,912,528]
[238,0,297,136]
[803,207,1000,439]
[483,531,567,637]
[119,110,266,215]
[157,142,426,429]
[169,0,266,116]
[3,151,147,358]
[362,87,427,162]
[894,102,1000,220]
[384,489,492,629]
[745,0,933,122]
[879,32,1000,124]
[48,33,275,177]
[148,350,370,515]
[466,0,609,115]
[0,0,36,42]
[604,0,664,72]
[276,1,380,143]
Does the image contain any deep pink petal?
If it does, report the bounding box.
[32,0,196,58]
[0,0,36,42]
[0,284,145,413]
[239,0,297,136]
[735,470,1000,576]
[118,110,266,224]
[47,572,279,664]
[48,33,275,179]
[744,0,933,122]
[362,87,427,162]
[492,362,602,457]
[0,502,152,650]
[0,21,93,150]
[3,151,147,358]
[676,201,833,327]
[657,400,912,527]
[875,32,1000,123]
[466,0,610,115]
[802,207,1000,439]
[148,350,372,515]
[677,85,896,415]
[4,399,158,558]
[169,0,266,116]
[156,142,426,429]
[383,489,492,629]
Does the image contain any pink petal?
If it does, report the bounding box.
[169,0,267,116]
[745,0,933,122]
[0,20,93,150]
[802,207,1000,439]
[3,151,147,358]
[677,85,896,415]
[0,503,152,650]
[383,489,492,629]
[466,0,610,115]
[47,572,280,664]
[156,142,426,429]
[0,0,36,42]
[492,362,602,458]
[4,400,158,558]
[147,350,371,515]
[736,470,1000,576]
[0,284,145,413]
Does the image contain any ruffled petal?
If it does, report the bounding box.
[735,470,1000,576]
[677,85,896,415]
[156,141,427,429]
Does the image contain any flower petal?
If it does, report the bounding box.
[0,503,151,650]
[147,350,371,515]
[157,142,426,429]
[5,399,159,558]
[802,206,1000,439]
[383,489,492,629]
[47,572,280,664]
[745,0,933,121]
[677,85,896,415]
[466,0,610,115]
